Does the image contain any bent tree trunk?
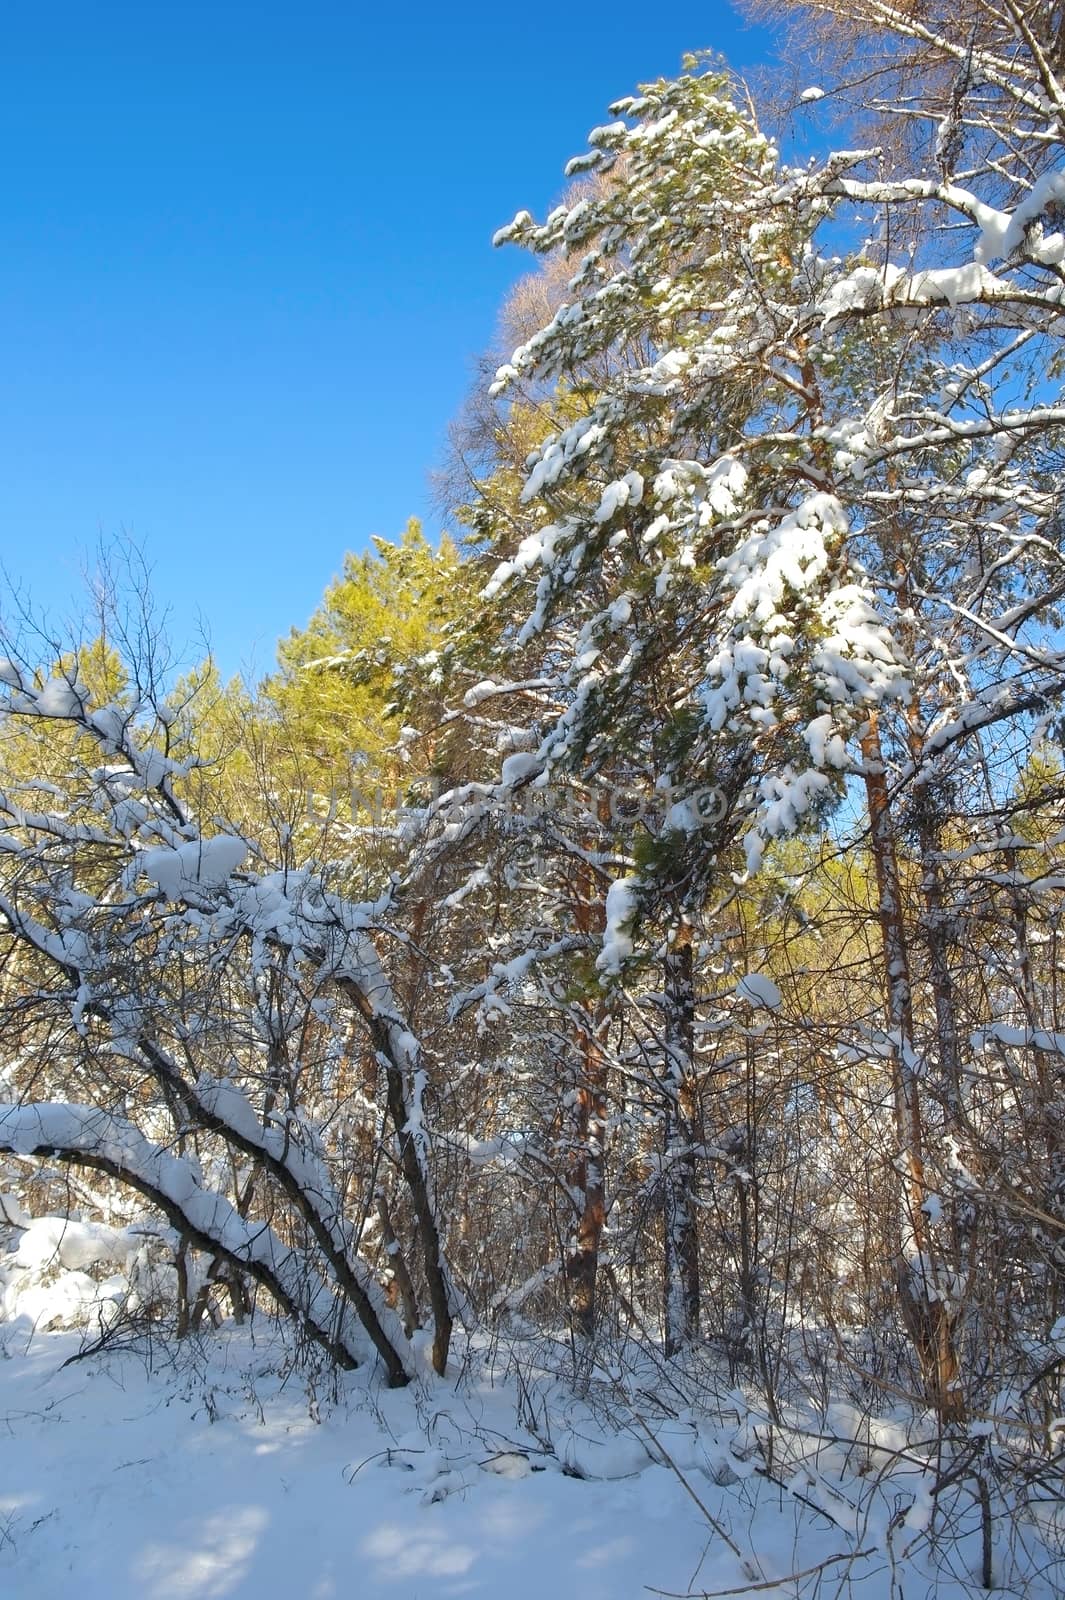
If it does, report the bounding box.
[0,1102,411,1382]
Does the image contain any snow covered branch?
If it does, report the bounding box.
[0,1101,387,1375]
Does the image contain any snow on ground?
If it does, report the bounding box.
[0,1319,1062,1599]
[0,1326,729,1600]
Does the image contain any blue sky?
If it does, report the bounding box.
[0,2,775,680]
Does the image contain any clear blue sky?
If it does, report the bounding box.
[1,2,776,681]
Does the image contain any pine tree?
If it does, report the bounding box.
[482,58,905,1352]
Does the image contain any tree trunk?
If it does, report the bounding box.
[863,715,964,1421]
[564,1014,609,1340]
[663,922,700,1357]
[563,814,614,1344]
[379,1043,454,1375]
[376,1186,420,1338]
[338,971,455,1377]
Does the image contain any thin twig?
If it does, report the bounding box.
[646,1545,878,1599]
[627,1409,753,1570]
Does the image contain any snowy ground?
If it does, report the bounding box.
[1,1319,1062,1599]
